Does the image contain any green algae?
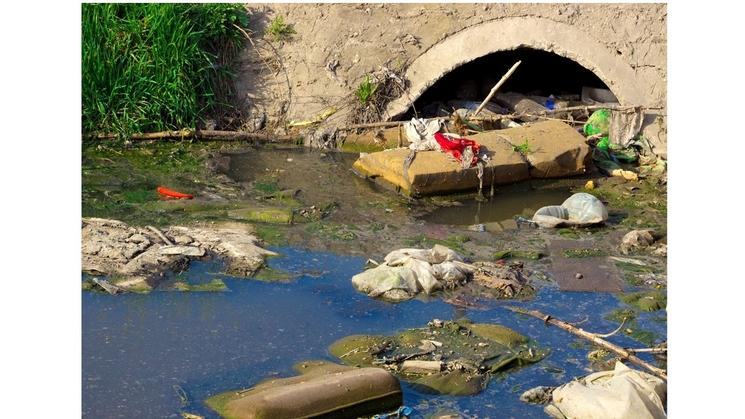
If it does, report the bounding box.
[253,224,288,246]
[253,267,292,282]
[305,222,358,241]
[403,234,470,254]
[228,207,293,224]
[172,279,228,292]
[494,249,542,261]
[562,248,607,258]
[466,323,529,347]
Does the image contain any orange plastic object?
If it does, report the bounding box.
[156,186,193,199]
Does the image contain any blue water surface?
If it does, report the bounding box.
[82,247,665,418]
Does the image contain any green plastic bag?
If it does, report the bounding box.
[584,109,611,151]
[583,109,610,136]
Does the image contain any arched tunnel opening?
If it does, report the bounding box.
[403,47,616,119]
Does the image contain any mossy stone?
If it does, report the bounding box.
[620,290,667,312]
[411,370,487,396]
[466,323,528,347]
[328,335,388,367]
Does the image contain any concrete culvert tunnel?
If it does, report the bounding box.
[405,47,616,119]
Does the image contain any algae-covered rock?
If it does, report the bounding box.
[172,279,228,292]
[329,320,546,396]
[620,290,667,312]
[328,335,391,367]
[412,370,488,396]
[466,323,528,347]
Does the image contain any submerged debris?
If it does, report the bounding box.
[523,361,666,419]
[619,229,657,254]
[329,319,546,396]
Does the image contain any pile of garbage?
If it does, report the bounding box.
[329,319,547,396]
[521,361,667,419]
[530,192,609,228]
[352,245,535,301]
[352,245,471,301]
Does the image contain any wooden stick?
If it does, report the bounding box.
[626,347,667,354]
[85,129,298,143]
[505,306,667,380]
[147,225,173,246]
[473,60,522,117]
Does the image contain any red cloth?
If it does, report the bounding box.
[433,132,480,167]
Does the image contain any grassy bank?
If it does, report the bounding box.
[82,3,247,137]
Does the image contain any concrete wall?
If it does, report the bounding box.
[235,3,667,156]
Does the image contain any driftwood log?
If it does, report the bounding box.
[505,306,667,380]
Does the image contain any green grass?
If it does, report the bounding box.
[355,75,378,104]
[563,248,606,258]
[267,15,296,41]
[512,139,532,154]
[82,3,248,138]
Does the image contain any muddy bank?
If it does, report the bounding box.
[82,141,667,294]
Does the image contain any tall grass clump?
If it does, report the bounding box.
[82,3,248,137]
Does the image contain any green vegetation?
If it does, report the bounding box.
[562,248,607,258]
[355,75,379,104]
[82,3,248,137]
[254,267,292,282]
[253,224,288,246]
[266,15,296,41]
[512,139,532,154]
[494,249,542,260]
[173,279,228,292]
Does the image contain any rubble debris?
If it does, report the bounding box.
[329,319,546,396]
[581,86,619,105]
[81,218,276,292]
[494,92,548,122]
[619,229,657,254]
[471,261,535,299]
[532,193,608,228]
[206,361,402,419]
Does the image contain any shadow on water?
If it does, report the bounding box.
[83,247,665,418]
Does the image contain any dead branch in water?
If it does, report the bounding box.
[505,306,667,380]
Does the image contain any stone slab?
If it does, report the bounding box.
[352,120,589,196]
